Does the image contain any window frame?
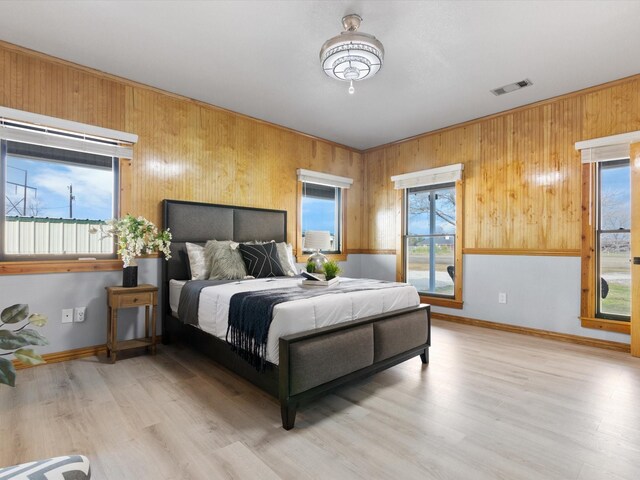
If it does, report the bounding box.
[404,182,456,299]
[1,139,119,262]
[398,179,464,309]
[580,162,631,333]
[595,159,631,321]
[296,181,348,262]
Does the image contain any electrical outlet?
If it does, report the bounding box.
[74,307,86,323]
[498,292,507,304]
[62,308,73,324]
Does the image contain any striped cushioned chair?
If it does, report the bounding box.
[0,455,90,479]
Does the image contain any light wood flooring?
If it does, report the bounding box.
[2,320,640,479]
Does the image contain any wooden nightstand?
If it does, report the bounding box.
[106,284,158,363]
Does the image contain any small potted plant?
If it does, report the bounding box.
[306,259,316,273]
[322,260,341,281]
[0,304,47,387]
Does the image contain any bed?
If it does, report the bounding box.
[162,199,431,429]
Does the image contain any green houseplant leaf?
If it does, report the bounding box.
[322,260,341,281]
[1,304,28,324]
[0,357,16,387]
[0,330,31,350]
[17,329,49,347]
[13,348,45,366]
[28,313,47,327]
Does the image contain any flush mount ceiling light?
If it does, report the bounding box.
[320,14,384,95]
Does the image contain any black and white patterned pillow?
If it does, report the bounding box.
[0,454,91,479]
[239,242,285,278]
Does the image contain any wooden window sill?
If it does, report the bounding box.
[419,295,463,309]
[580,317,630,334]
[296,253,348,263]
[0,259,124,275]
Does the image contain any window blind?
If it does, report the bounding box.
[576,130,640,164]
[297,169,353,189]
[0,107,138,159]
[391,163,463,190]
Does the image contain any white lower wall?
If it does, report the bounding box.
[354,253,631,344]
[0,258,162,355]
[1,252,629,357]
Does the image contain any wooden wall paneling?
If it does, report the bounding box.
[583,80,640,141]
[346,151,363,252]
[0,42,364,263]
[363,149,388,251]
[1,48,125,131]
[631,143,640,357]
[362,78,640,254]
[395,189,403,282]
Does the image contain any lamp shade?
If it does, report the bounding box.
[304,231,331,251]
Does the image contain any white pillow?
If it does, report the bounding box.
[185,242,207,280]
[277,242,299,276]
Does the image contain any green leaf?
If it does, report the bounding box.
[0,357,16,387]
[17,329,49,347]
[13,349,45,366]
[1,304,28,324]
[28,313,47,327]
[0,330,30,350]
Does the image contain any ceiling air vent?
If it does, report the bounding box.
[491,79,533,96]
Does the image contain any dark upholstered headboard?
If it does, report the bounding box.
[162,199,287,283]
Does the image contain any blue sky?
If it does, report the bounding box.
[601,162,630,228]
[302,197,336,234]
[408,189,456,236]
[6,156,113,220]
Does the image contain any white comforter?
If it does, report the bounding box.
[172,277,420,364]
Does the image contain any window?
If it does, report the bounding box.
[301,182,342,253]
[296,169,353,258]
[0,107,137,264]
[596,160,630,320]
[392,163,463,309]
[405,183,456,297]
[576,132,639,333]
[1,140,118,259]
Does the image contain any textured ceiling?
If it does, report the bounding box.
[1,1,639,150]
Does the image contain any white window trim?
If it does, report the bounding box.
[576,130,640,164]
[391,163,463,190]
[297,169,353,189]
[0,107,137,159]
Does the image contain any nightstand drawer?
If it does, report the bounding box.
[116,291,154,308]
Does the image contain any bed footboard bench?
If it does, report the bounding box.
[279,304,430,429]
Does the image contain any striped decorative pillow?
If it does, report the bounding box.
[0,454,91,479]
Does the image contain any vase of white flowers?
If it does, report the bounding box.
[96,215,172,288]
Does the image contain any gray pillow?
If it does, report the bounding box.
[205,240,248,280]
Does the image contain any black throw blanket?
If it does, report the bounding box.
[226,278,403,369]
